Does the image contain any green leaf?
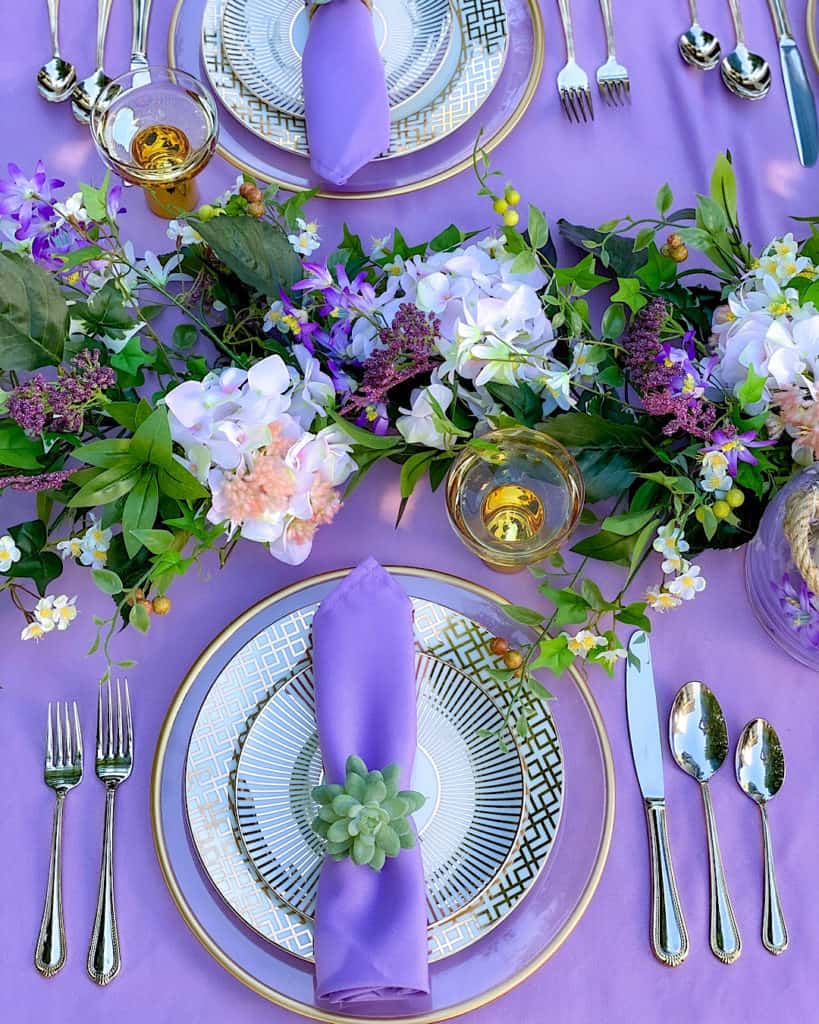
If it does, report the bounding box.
[710,152,737,224]
[538,583,591,626]
[510,250,537,275]
[110,336,152,379]
[122,472,160,556]
[696,194,728,234]
[104,399,152,431]
[156,460,208,501]
[601,508,661,536]
[329,412,403,451]
[638,470,696,494]
[79,172,110,221]
[554,254,607,294]
[485,381,542,426]
[633,227,655,252]
[193,216,302,295]
[580,579,610,610]
[529,635,575,675]
[428,224,463,252]
[737,364,768,408]
[601,303,626,340]
[4,551,62,595]
[611,277,647,313]
[129,601,151,633]
[131,528,175,554]
[56,244,105,270]
[0,421,43,469]
[68,462,143,507]
[616,602,651,631]
[636,244,677,290]
[76,281,135,333]
[9,518,47,554]
[655,183,673,215]
[626,518,661,585]
[502,604,544,626]
[399,450,436,499]
[516,715,530,738]
[525,675,554,701]
[91,568,124,594]
[130,407,173,467]
[172,324,198,349]
[571,528,640,567]
[0,251,68,369]
[701,504,719,541]
[527,204,549,249]
[72,439,135,468]
[539,411,646,449]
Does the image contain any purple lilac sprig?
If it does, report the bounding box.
[342,303,441,413]
[0,469,72,492]
[8,349,116,436]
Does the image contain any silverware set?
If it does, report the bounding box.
[677,0,817,166]
[626,631,788,967]
[36,0,155,122]
[34,681,134,984]
[555,0,629,123]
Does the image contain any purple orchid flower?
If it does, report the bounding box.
[0,161,63,238]
[31,222,85,272]
[354,402,389,435]
[655,342,689,369]
[774,573,819,643]
[106,185,126,222]
[327,359,356,398]
[293,261,335,293]
[703,428,772,475]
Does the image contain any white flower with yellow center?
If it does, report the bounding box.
[667,562,707,600]
[661,552,687,575]
[652,524,689,559]
[21,621,47,641]
[565,630,608,658]
[645,586,681,612]
[263,300,286,333]
[702,450,729,475]
[33,596,57,632]
[598,645,627,669]
[0,534,21,572]
[52,595,78,631]
[57,537,83,560]
[288,218,320,257]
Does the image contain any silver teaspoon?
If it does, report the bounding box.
[669,682,742,963]
[720,0,772,99]
[736,719,789,954]
[679,0,721,70]
[71,0,115,124]
[37,0,76,102]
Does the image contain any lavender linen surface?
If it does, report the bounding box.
[301,0,390,185]
[311,557,429,1004]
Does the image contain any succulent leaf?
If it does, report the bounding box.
[312,783,343,805]
[381,764,401,797]
[346,755,368,778]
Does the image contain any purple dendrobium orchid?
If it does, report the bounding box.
[703,428,771,475]
[654,342,689,369]
[106,185,126,222]
[354,402,390,435]
[31,223,85,272]
[774,573,819,644]
[0,161,63,238]
[293,261,336,293]
[327,358,356,397]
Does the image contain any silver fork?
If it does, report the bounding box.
[596,0,630,105]
[87,680,133,985]
[35,702,83,977]
[555,0,594,122]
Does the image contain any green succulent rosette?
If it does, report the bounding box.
[311,755,426,871]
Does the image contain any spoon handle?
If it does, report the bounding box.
[726,0,745,44]
[701,782,742,962]
[95,0,114,68]
[645,799,689,966]
[45,0,61,55]
[760,804,789,953]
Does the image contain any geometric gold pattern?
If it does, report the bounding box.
[185,596,563,963]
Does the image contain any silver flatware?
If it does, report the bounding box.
[596,0,629,105]
[721,0,772,99]
[87,680,133,985]
[37,0,76,102]
[626,630,689,967]
[130,0,154,81]
[669,682,742,964]
[679,0,721,70]
[34,702,83,977]
[767,0,818,167]
[71,0,115,124]
[555,0,594,122]
[736,718,789,954]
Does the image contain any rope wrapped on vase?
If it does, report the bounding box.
[783,485,819,594]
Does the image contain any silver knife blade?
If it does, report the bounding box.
[779,36,819,168]
[626,630,665,800]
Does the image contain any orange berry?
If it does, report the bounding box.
[503,650,524,670]
[152,596,171,615]
[138,598,153,615]
[489,636,510,656]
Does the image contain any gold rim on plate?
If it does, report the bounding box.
[166,0,544,199]
[151,566,615,1024]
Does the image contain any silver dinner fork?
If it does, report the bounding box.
[35,702,83,977]
[555,0,594,122]
[596,0,630,104]
[87,680,133,985]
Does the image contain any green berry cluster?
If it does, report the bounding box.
[311,755,425,871]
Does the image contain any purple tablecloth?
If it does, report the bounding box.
[1,0,818,1020]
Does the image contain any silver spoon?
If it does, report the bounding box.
[71,0,115,124]
[669,682,742,964]
[37,0,76,101]
[736,719,789,954]
[720,0,772,99]
[679,0,721,70]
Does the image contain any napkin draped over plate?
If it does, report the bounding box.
[312,558,429,1004]
[301,0,391,184]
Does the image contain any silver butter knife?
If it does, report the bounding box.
[768,0,818,167]
[626,630,689,967]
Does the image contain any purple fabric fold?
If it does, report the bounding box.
[301,0,391,185]
[311,557,429,1004]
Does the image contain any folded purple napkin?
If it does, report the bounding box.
[312,557,429,1004]
[301,0,390,185]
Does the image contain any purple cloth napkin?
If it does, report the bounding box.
[311,558,429,1004]
[301,0,390,185]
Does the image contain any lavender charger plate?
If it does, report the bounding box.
[152,568,614,1021]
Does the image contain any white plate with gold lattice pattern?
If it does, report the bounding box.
[200,0,508,159]
[184,594,563,963]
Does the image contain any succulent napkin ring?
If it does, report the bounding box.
[311,755,425,871]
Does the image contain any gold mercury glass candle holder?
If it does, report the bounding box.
[90,67,218,219]
[445,427,585,572]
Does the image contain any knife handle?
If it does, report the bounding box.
[645,798,689,966]
[767,0,792,39]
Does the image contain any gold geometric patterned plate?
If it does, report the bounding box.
[184,596,563,963]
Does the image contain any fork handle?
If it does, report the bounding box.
[556,0,577,60]
[35,793,66,977]
[87,786,121,985]
[597,0,617,58]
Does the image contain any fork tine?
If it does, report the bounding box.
[575,89,588,123]
[64,702,72,765]
[614,81,625,107]
[46,702,54,769]
[125,679,133,758]
[566,89,581,123]
[559,90,572,122]
[624,78,631,101]
[56,701,64,768]
[96,684,104,760]
[584,88,595,121]
[73,701,82,765]
[116,678,124,758]
[106,678,113,759]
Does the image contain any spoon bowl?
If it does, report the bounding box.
[736,718,785,804]
[669,680,728,781]
[678,24,722,70]
[72,69,112,124]
[37,56,76,102]
[720,43,772,100]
